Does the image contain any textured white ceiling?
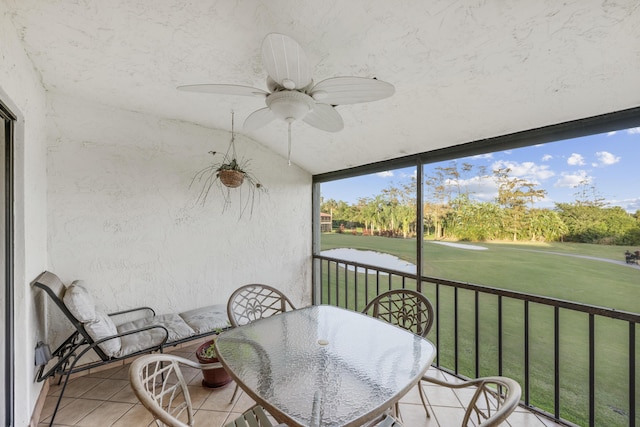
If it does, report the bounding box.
[5,0,640,174]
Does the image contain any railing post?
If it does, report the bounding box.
[416,156,423,290]
[524,300,530,407]
[344,262,348,309]
[554,306,560,420]
[335,261,339,307]
[319,259,324,304]
[498,295,503,376]
[364,268,369,307]
[436,283,440,367]
[630,321,636,427]
[454,287,459,374]
[475,291,479,378]
[327,261,331,305]
[589,313,595,427]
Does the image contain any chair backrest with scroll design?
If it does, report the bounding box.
[421,375,522,426]
[129,354,206,427]
[129,353,282,427]
[362,289,434,338]
[227,284,297,327]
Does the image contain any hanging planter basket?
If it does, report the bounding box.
[218,169,245,188]
[190,111,266,217]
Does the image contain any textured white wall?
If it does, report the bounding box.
[46,94,312,347]
[0,0,49,424]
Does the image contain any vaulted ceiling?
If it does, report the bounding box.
[5,0,640,174]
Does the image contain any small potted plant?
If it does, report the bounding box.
[196,336,233,388]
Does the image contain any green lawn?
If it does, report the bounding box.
[319,233,640,427]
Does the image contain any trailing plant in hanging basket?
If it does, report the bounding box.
[217,160,245,188]
[190,112,266,217]
[191,151,266,215]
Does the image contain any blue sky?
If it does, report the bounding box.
[321,127,640,213]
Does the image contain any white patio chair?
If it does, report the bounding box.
[362,289,435,419]
[227,283,297,327]
[226,284,297,402]
[421,375,522,426]
[129,353,281,427]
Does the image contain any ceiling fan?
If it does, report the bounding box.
[178,33,395,164]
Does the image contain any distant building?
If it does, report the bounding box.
[320,212,332,232]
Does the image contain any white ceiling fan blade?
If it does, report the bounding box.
[177,84,268,97]
[310,77,395,105]
[243,107,276,131]
[303,104,344,132]
[261,33,312,90]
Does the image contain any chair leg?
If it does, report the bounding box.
[394,401,402,422]
[418,381,431,418]
[47,374,69,427]
[230,383,240,403]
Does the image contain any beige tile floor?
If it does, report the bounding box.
[39,342,564,427]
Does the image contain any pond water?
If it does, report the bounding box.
[320,248,416,274]
[429,241,488,250]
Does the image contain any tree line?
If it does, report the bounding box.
[321,163,640,245]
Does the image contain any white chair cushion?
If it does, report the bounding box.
[116,313,196,357]
[63,280,97,323]
[117,327,167,358]
[118,313,196,342]
[84,311,122,357]
[179,304,228,334]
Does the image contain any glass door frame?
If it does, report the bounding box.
[1,98,15,427]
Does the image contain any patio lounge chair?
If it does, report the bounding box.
[129,353,285,427]
[32,270,229,426]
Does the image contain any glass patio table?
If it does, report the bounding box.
[215,305,437,427]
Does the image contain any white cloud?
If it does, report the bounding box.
[541,154,552,161]
[607,131,617,136]
[472,153,493,159]
[460,176,496,196]
[567,153,585,166]
[554,170,591,188]
[606,197,640,213]
[433,175,497,202]
[491,160,554,181]
[594,151,620,166]
[626,127,640,135]
[376,171,393,178]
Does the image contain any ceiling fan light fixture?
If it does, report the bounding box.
[312,90,328,100]
[266,90,314,122]
[282,78,296,90]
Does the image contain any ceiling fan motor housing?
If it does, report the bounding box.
[266,90,314,122]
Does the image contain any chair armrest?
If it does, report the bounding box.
[107,306,156,318]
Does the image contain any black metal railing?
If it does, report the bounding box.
[313,254,639,427]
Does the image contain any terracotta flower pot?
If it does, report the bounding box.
[196,340,233,388]
[218,169,245,188]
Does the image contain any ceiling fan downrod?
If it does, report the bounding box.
[287,119,293,166]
